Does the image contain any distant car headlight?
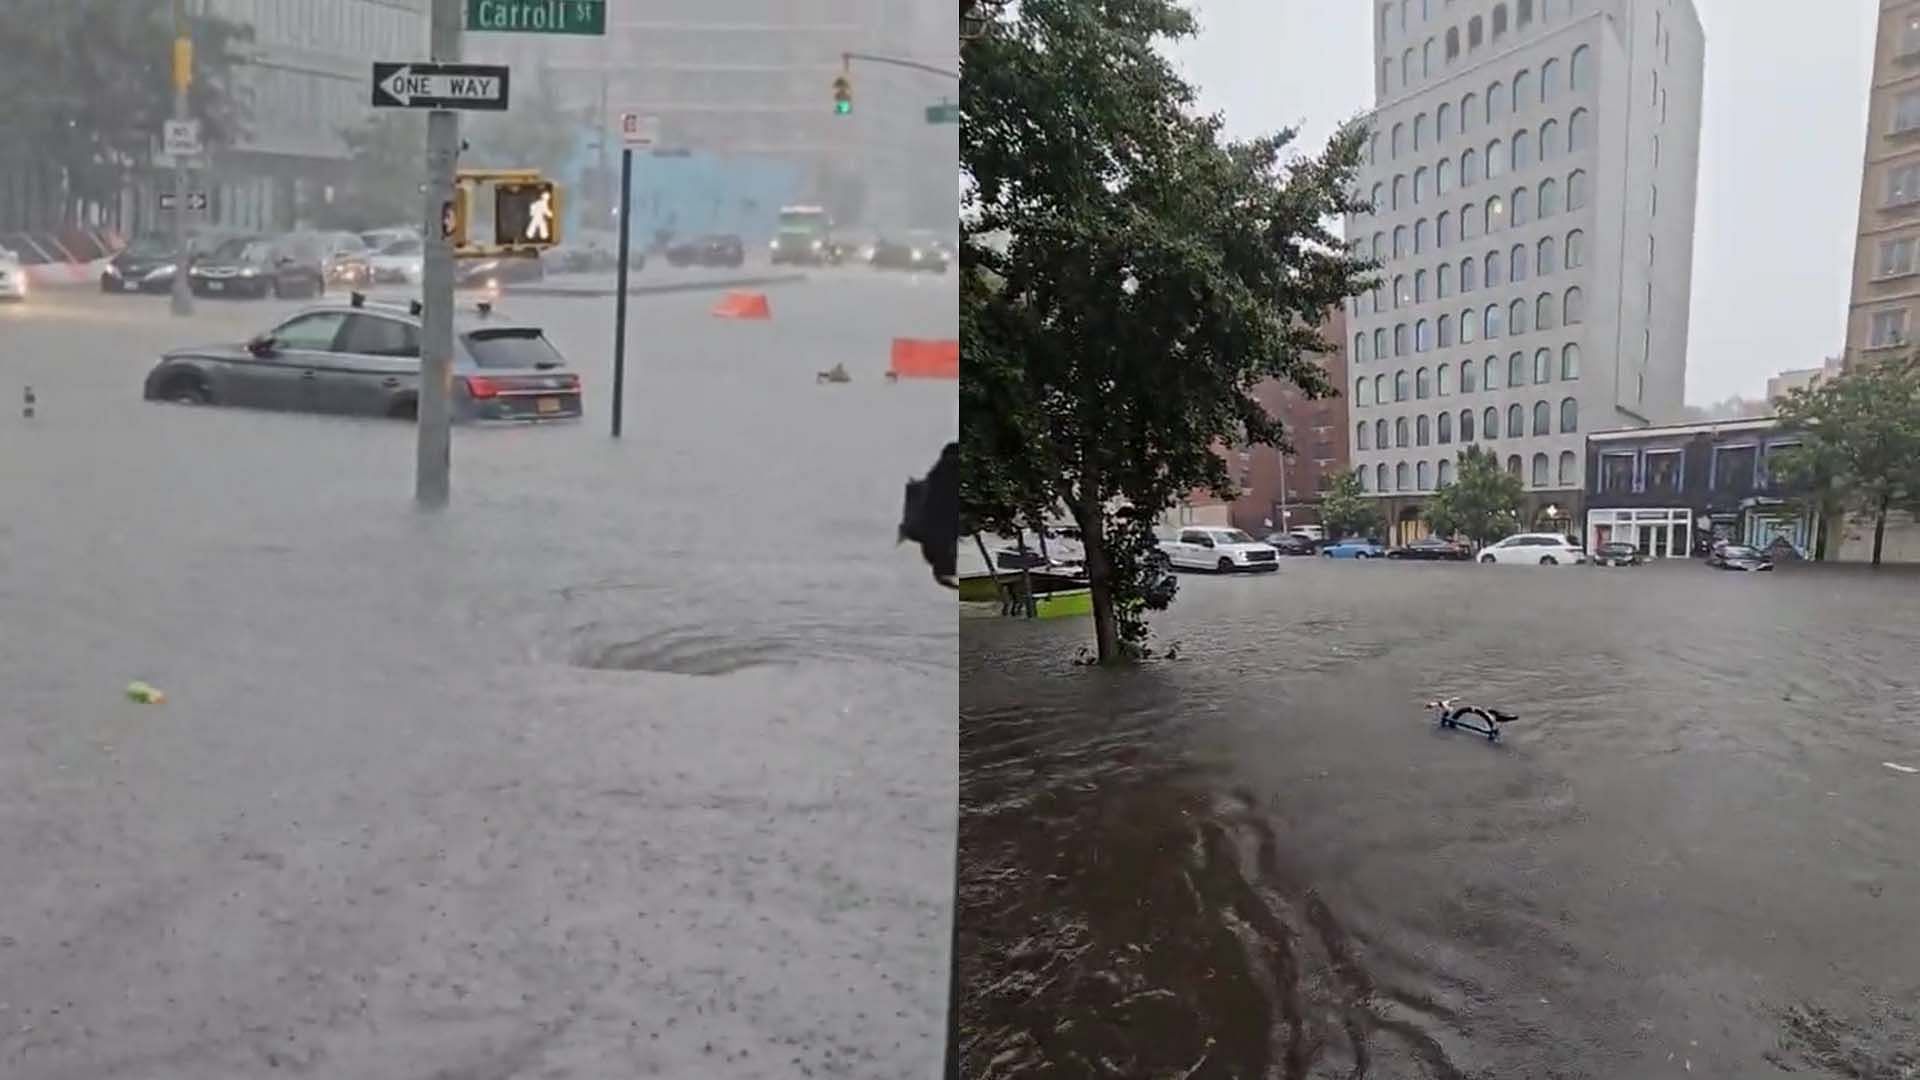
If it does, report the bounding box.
[239,267,258,277]
[769,239,779,250]
[910,248,923,260]
[810,239,822,250]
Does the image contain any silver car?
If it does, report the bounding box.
[142,295,583,422]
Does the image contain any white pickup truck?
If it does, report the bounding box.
[1160,527,1280,573]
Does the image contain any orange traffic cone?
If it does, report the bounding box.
[711,291,771,319]
[888,338,959,379]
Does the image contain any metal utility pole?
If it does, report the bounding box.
[1278,452,1291,534]
[169,0,193,317]
[415,0,462,507]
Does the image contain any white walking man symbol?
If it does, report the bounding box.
[525,189,554,242]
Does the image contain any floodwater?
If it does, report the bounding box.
[958,561,1920,1079]
[0,273,956,1078]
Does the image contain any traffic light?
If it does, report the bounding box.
[832,74,852,116]
[494,180,560,249]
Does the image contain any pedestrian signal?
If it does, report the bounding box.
[494,180,560,249]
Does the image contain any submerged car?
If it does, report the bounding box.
[1478,533,1588,565]
[870,230,952,273]
[666,234,745,268]
[1593,541,1643,566]
[142,294,582,423]
[188,235,325,299]
[1709,544,1773,571]
[1261,533,1318,556]
[368,238,424,284]
[1388,536,1470,560]
[1322,538,1386,559]
[1161,527,1279,573]
[101,235,191,293]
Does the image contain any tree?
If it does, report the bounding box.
[320,112,428,231]
[1317,471,1382,541]
[960,0,1375,663]
[1771,355,1920,566]
[1423,446,1524,549]
[0,0,250,224]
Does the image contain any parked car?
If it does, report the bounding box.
[665,234,745,268]
[457,251,545,289]
[0,246,25,301]
[142,294,582,423]
[1322,538,1386,559]
[308,231,373,288]
[101,234,191,293]
[1708,544,1773,571]
[188,235,326,299]
[870,230,952,273]
[1261,533,1317,556]
[1161,527,1280,573]
[368,238,425,284]
[1478,533,1588,565]
[359,226,418,253]
[1592,541,1643,567]
[1388,536,1470,560]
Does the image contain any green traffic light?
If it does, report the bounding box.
[835,99,851,115]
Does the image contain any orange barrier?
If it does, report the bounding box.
[889,338,959,379]
[711,291,771,319]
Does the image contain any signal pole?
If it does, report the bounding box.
[169,0,193,317]
[416,0,461,507]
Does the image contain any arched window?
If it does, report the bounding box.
[1534,347,1552,382]
[1357,420,1371,449]
[1437,158,1455,197]
[1565,228,1586,267]
[1518,0,1535,29]
[1509,297,1528,333]
[1462,92,1479,132]
[1484,355,1501,391]
[1394,322,1409,355]
[1437,210,1454,247]
[1417,366,1432,397]
[1514,70,1535,112]
[1485,302,1504,338]
[1375,418,1389,451]
[1487,83,1504,123]
[1508,351,1527,386]
[1461,148,1479,188]
[1459,305,1477,343]
[1567,170,1588,210]
[1571,44,1592,91]
[1356,333,1369,362]
[1423,38,1436,78]
[1538,177,1560,217]
[1394,174,1408,210]
[1569,108,1592,152]
[1438,458,1454,486]
[1460,407,1476,441]
[1438,262,1454,296]
[1469,15,1484,50]
[1539,119,1560,161]
[1493,3,1509,39]
[1414,167,1429,205]
[1374,328,1387,358]
[1416,219,1431,253]
[1382,59,1394,92]
[1513,129,1533,171]
[1396,416,1410,446]
[1486,193,1505,228]
[1461,359,1478,393]
[1508,403,1526,438]
[1564,286,1585,324]
[1463,201,1482,239]
[1561,343,1581,379]
[1356,374,1370,404]
[1377,462,1390,491]
[1507,454,1524,478]
[1437,409,1453,442]
[1560,396,1578,433]
[1536,292,1555,330]
[1417,269,1430,302]
[1512,241,1530,281]
[1437,361,1454,395]
[1531,452,1549,486]
[1414,460,1430,489]
[1359,464,1372,492]
[1484,405,1501,438]
[1415,113,1429,150]
[1446,26,1461,61]
[1372,231,1386,259]
[1416,317,1432,351]
[1438,103,1454,137]
[1512,188,1532,227]
[1438,313,1454,345]
[1397,462,1411,490]
[1461,256,1478,291]
[1393,228,1407,259]
[1403,48,1415,85]
[1392,122,1406,158]
[1541,58,1561,101]
[1486,139,1505,178]
[1395,369,1410,401]
[1369,131,1382,165]
[1485,248,1505,287]
[1417,414,1432,445]
[1558,450,1577,486]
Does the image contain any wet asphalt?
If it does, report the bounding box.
[958,560,1920,1079]
[0,269,956,1078]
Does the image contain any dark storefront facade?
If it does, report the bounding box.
[1583,417,1819,559]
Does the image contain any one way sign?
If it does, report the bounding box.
[371,62,511,111]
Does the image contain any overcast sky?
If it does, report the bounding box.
[1161,0,1877,405]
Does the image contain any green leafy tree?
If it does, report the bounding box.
[960,0,1375,663]
[1771,355,1920,566]
[1423,445,1524,549]
[1317,470,1382,541]
[0,0,250,224]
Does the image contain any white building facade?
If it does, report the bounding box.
[1344,0,1703,538]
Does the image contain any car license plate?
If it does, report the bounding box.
[206,281,223,292]
[536,397,561,415]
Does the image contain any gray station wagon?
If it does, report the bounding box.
[142,295,583,422]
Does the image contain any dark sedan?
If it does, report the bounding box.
[1260,533,1318,556]
[188,236,326,299]
[870,231,952,273]
[665,234,745,268]
[1387,536,1470,560]
[101,236,193,294]
[1593,541,1643,566]
[142,294,582,423]
[1708,544,1773,572]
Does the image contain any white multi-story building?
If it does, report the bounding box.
[1344,0,1703,543]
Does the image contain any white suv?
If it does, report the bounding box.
[1478,533,1588,566]
[1162,527,1280,573]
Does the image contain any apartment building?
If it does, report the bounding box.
[1842,3,1920,363]
[1345,0,1704,544]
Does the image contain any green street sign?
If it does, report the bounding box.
[925,102,959,124]
[467,0,605,35]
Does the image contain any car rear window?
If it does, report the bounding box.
[463,328,565,370]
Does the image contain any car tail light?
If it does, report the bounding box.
[464,376,500,399]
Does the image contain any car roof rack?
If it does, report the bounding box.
[347,291,424,318]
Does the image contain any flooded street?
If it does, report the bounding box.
[959,562,1920,1079]
[0,273,955,1078]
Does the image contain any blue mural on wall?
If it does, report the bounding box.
[547,127,810,247]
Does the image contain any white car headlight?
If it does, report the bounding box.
[811,239,822,250]
[239,267,258,277]
[910,248,923,259]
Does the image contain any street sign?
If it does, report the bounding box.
[619,112,660,148]
[925,101,959,124]
[163,119,202,157]
[158,191,208,212]
[467,0,605,34]
[371,62,511,111]
[494,181,561,248]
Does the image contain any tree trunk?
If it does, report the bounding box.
[1074,495,1120,663]
[1873,494,1889,567]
